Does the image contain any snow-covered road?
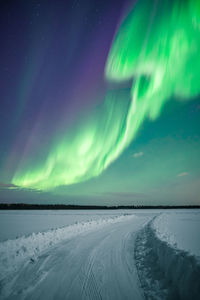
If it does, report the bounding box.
[2,216,149,300]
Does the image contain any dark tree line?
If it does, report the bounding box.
[0,203,199,210]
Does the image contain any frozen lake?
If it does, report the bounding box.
[0,209,199,299]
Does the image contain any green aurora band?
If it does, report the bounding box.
[13,0,200,190]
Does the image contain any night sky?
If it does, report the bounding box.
[0,0,200,205]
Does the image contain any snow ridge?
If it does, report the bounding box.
[0,214,135,284]
[135,215,200,300]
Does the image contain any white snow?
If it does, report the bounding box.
[135,212,200,300]
[152,212,200,257]
[0,212,148,300]
[0,209,132,242]
[1,209,199,299]
[0,213,136,283]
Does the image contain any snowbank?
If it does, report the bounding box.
[153,213,200,257]
[135,213,200,300]
[0,214,135,283]
[0,209,130,242]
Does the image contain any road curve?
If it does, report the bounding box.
[3,216,150,300]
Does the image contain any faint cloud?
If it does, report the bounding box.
[0,182,18,189]
[132,151,144,158]
[177,172,189,177]
[0,182,42,193]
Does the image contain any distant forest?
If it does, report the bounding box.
[0,203,199,210]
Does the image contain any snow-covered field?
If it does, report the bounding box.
[0,209,199,299]
[0,209,134,242]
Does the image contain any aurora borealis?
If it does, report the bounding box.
[0,0,200,205]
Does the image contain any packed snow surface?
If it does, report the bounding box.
[0,209,199,299]
[0,213,137,283]
[0,211,151,300]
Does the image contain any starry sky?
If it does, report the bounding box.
[0,0,200,205]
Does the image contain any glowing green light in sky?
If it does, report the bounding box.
[13,0,200,190]
[13,91,131,189]
[106,0,200,117]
